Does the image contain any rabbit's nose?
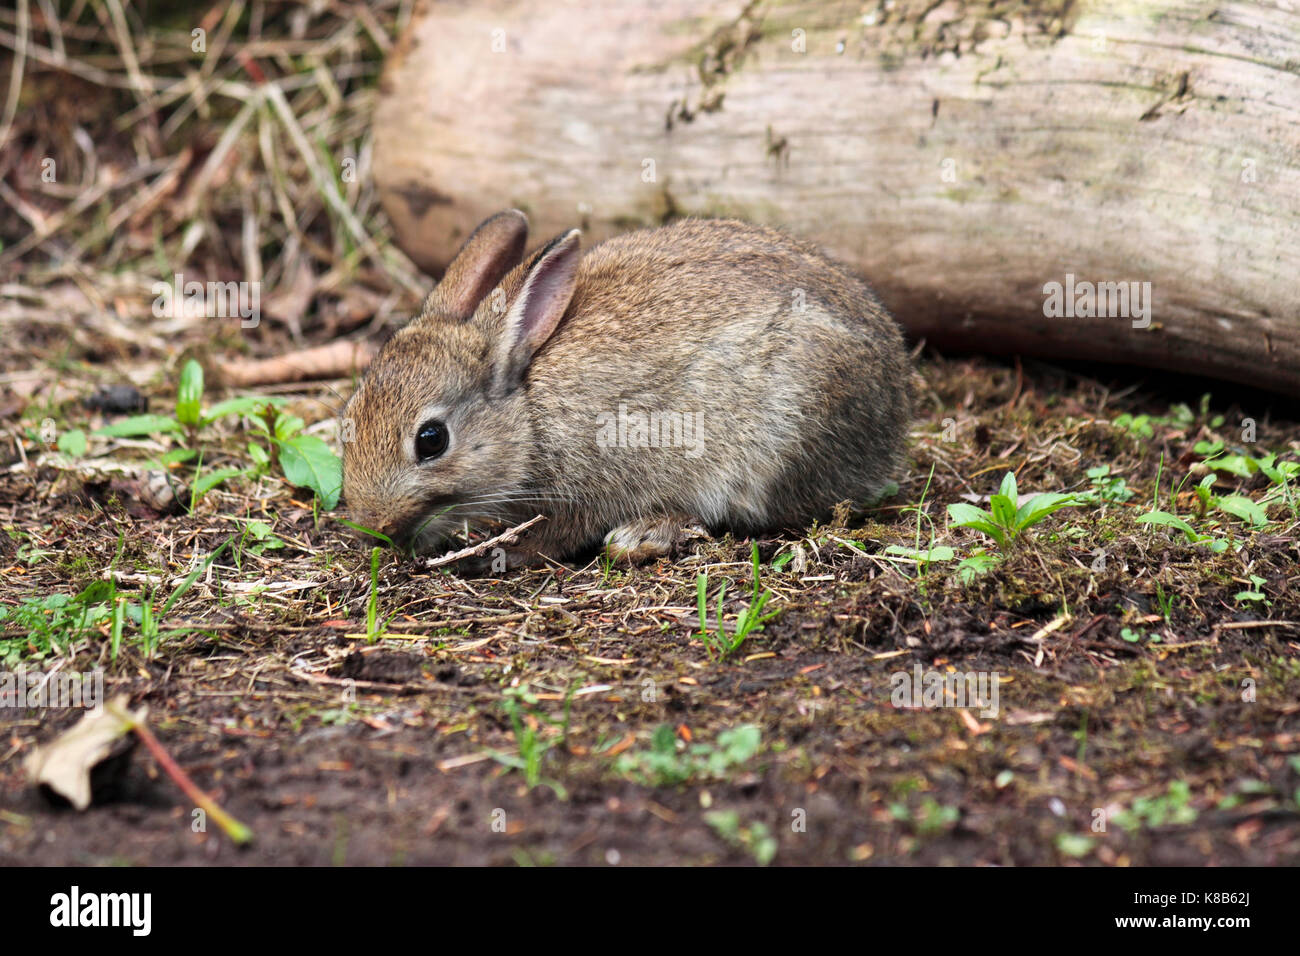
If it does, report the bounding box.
[376,516,416,549]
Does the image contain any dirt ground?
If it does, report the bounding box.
[1,354,1297,867]
[0,0,1296,867]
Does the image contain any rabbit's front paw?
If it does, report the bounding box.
[604,516,708,564]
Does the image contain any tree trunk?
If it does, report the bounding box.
[373,0,1300,396]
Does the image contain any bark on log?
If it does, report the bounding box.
[374,1,1300,396]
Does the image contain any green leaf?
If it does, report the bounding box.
[947,503,1007,547]
[716,725,761,765]
[244,520,280,542]
[696,573,708,637]
[651,723,678,755]
[1137,512,1228,550]
[160,447,197,466]
[1215,494,1268,527]
[176,359,204,428]
[955,551,1000,584]
[1013,493,1079,531]
[57,429,87,457]
[748,824,778,865]
[1256,459,1285,484]
[1209,454,1256,479]
[193,466,244,500]
[704,810,741,841]
[1113,413,1154,439]
[274,414,306,442]
[989,493,1018,531]
[947,503,992,526]
[1055,834,1095,858]
[247,442,270,467]
[998,471,1017,501]
[204,395,285,424]
[1137,510,1198,539]
[240,520,285,554]
[94,414,184,438]
[276,434,342,509]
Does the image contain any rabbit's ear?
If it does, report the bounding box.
[428,209,529,320]
[492,229,581,392]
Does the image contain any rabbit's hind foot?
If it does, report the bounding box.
[604,515,708,564]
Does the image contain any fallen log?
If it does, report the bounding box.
[372,0,1300,396]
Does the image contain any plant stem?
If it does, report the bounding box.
[110,702,253,845]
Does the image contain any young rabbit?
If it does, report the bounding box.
[342,210,911,564]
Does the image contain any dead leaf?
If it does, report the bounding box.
[24,695,147,810]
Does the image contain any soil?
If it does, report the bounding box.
[2,356,1297,866]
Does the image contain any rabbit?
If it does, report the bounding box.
[341,209,912,565]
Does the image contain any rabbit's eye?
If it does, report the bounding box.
[415,419,449,462]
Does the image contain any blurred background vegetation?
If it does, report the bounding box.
[0,0,421,393]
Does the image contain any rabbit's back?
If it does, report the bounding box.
[525,219,911,539]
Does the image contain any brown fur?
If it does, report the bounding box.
[342,211,912,563]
